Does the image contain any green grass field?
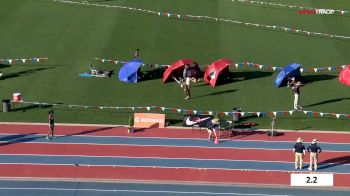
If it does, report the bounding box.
[0,0,349,131]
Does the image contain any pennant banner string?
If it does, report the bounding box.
[53,0,350,40]
[22,101,350,120]
[94,58,347,73]
[231,0,349,16]
[0,57,48,65]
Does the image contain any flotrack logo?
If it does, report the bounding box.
[298,9,335,15]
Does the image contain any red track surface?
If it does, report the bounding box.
[0,123,349,187]
[0,165,349,187]
[1,124,350,143]
[0,143,349,163]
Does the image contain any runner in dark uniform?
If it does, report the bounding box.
[47,110,55,140]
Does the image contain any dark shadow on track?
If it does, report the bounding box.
[0,133,42,147]
[61,126,120,137]
[318,156,350,170]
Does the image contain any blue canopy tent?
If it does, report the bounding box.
[118,59,143,83]
[275,63,301,88]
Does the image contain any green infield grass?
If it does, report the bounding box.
[0,0,349,131]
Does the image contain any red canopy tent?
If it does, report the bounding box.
[204,59,233,87]
[339,65,350,86]
[162,59,201,83]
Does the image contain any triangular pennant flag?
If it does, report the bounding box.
[336,114,340,119]
[131,107,135,111]
[193,110,197,114]
[314,68,318,72]
[241,112,245,117]
[234,63,238,68]
[208,111,213,115]
[101,59,105,63]
[320,112,324,117]
[114,61,119,64]
[273,112,277,116]
[177,109,182,113]
[272,67,277,71]
[303,111,308,114]
[161,107,165,111]
[327,67,332,71]
[256,112,260,117]
[22,59,26,63]
[36,58,40,63]
[289,110,294,115]
[300,68,304,73]
[99,107,104,109]
[224,112,228,116]
[259,65,263,69]
[8,59,12,64]
[307,111,313,117]
[146,107,150,111]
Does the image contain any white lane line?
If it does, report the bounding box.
[0,187,290,195]
[1,133,350,145]
[0,162,347,175]
[0,141,348,153]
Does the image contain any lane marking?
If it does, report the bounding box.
[1,133,350,145]
[0,187,290,195]
[0,141,348,153]
[0,162,348,174]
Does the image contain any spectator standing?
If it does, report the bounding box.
[293,137,306,169]
[182,64,193,100]
[292,81,304,110]
[47,110,55,140]
[134,48,140,59]
[307,139,322,171]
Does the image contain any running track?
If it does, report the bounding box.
[0,124,349,188]
[0,180,349,196]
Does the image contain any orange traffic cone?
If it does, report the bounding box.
[214,136,219,144]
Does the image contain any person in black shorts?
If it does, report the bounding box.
[206,118,219,141]
[47,110,55,140]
